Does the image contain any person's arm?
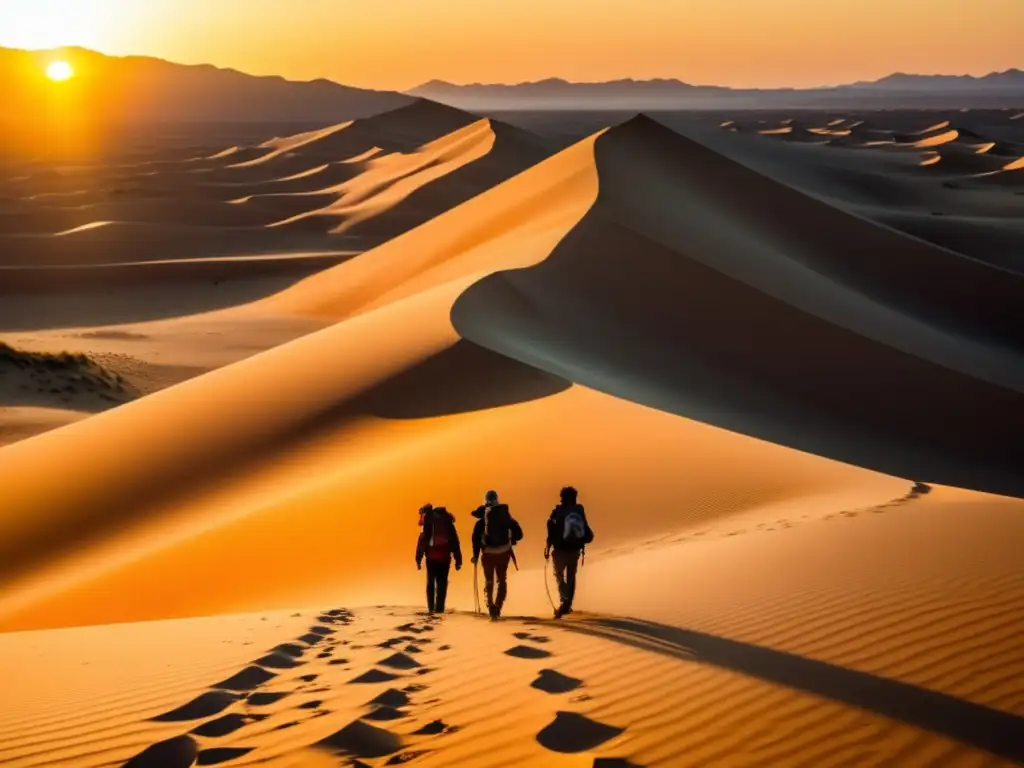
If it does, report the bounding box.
[510,517,524,545]
[450,520,463,569]
[416,531,426,568]
[545,511,556,557]
[471,520,482,562]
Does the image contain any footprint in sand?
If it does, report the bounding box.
[124,735,198,767]
[298,699,323,710]
[505,645,552,660]
[413,720,459,736]
[378,652,422,670]
[272,642,307,658]
[531,669,583,694]
[370,689,411,708]
[151,691,240,721]
[297,632,325,645]
[328,657,351,666]
[386,749,432,764]
[350,669,402,684]
[212,666,276,691]
[536,711,624,753]
[248,691,289,706]
[514,631,551,644]
[592,759,643,767]
[196,747,255,765]
[318,718,404,759]
[253,650,305,669]
[363,705,408,721]
[191,713,263,738]
[298,673,319,683]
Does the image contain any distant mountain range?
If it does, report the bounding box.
[1,46,413,126]
[409,71,1024,110]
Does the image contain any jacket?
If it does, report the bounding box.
[546,502,593,551]
[471,503,523,560]
[416,507,463,567]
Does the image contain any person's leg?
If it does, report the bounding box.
[564,551,580,610]
[552,550,570,604]
[494,550,511,614]
[436,559,451,613]
[482,554,497,610]
[425,560,437,613]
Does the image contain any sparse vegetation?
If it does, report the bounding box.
[0,341,136,408]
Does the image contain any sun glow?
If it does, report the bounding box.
[46,60,74,81]
[0,1,112,50]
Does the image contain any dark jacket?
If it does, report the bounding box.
[547,502,593,551]
[471,503,523,560]
[416,507,463,567]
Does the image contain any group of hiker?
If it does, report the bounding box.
[415,487,594,620]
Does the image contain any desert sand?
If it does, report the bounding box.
[1,100,1022,767]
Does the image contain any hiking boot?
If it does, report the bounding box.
[553,606,564,620]
[488,604,498,621]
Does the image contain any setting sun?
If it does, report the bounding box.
[46,60,74,81]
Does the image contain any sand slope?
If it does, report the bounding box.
[0,100,556,445]
[2,486,1022,768]
[1,112,1022,766]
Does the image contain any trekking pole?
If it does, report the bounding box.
[543,557,557,614]
[473,559,481,615]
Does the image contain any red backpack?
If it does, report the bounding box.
[426,511,451,560]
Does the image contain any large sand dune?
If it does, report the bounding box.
[1,111,1022,766]
[0,100,555,444]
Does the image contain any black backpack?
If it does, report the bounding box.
[482,504,512,548]
[555,504,593,550]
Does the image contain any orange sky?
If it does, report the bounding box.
[1,0,1021,90]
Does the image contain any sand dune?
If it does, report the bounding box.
[1,485,1021,766]
[2,108,1023,766]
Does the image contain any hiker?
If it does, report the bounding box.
[416,503,462,614]
[545,486,593,619]
[471,490,523,620]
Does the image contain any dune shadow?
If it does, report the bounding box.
[558,616,1024,763]
[351,339,570,419]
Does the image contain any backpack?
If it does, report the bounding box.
[557,504,592,550]
[563,510,586,546]
[482,505,511,548]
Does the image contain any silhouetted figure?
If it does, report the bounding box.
[471,490,523,620]
[545,486,594,619]
[416,503,462,613]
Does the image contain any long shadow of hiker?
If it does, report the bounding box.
[554,616,1023,764]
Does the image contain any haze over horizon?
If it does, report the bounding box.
[1,0,1021,91]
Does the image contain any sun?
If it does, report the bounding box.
[46,61,75,82]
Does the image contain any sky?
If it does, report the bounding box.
[0,0,1021,91]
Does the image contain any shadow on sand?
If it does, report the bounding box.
[554,616,1024,764]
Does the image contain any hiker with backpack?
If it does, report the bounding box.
[545,486,594,619]
[471,490,523,620]
[416,503,463,614]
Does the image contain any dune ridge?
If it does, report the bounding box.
[1,105,1023,767]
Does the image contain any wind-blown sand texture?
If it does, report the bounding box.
[1,109,1022,766]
